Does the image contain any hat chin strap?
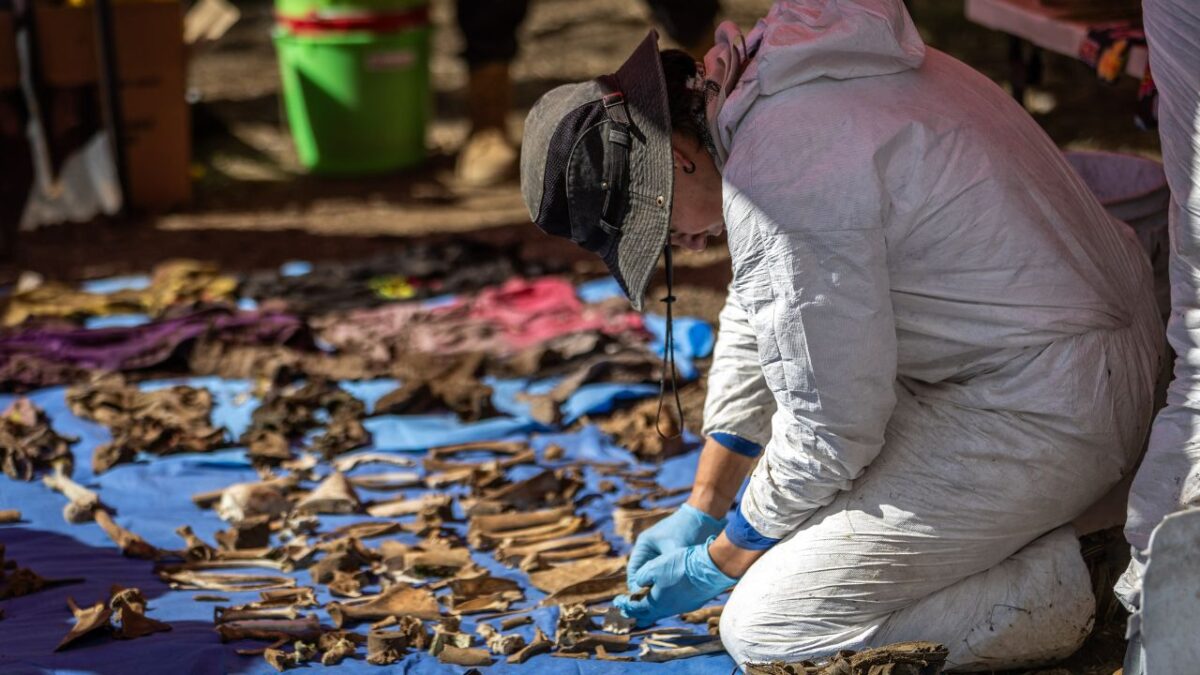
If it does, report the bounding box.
[655,242,685,440]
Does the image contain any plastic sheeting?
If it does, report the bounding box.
[0,278,723,674]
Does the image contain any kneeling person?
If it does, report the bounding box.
[518,1,1163,670]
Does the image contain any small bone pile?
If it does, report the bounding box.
[745,641,950,675]
[56,586,172,651]
[0,397,77,480]
[66,373,227,473]
[241,378,369,463]
[0,544,82,601]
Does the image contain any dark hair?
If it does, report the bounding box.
[660,49,716,156]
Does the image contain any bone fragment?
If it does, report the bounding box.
[614,506,674,544]
[216,480,291,523]
[541,573,626,606]
[56,598,112,651]
[175,525,218,561]
[367,494,452,518]
[318,520,401,542]
[495,531,607,566]
[159,568,296,592]
[264,641,316,671]
[308,537,375,585]
[42,463,101,523]
[215,615,321,643]
[500,615,533,630]
[347,471,422,491]
[639,637,725,662]
[327,570,365,598]
[507,627,552,664]
[435,644,494,666]
[394,548,476,579]
[527,541,613,568]
[333,452,415,473]
[596,644,634,661]
[679,605,724,624]
[93,509,157,559]
[320,634,358,665]
[366,627,410,665]
[474,516,587,550]
[555,603,596,641]
[447,574,522,599]
[559,632,634,655]
[451,592,519,615]
[259,587,318,608]
[0,509,20,523]
[295,472,360,514]
[215,515,272,550]
[529,557,626,594]
[467,505,575,548]
[112,603,172,640]
[0,546,83,599]
[193,595,230,602]
[397,615,430,650]
[162,558,287,572]
[427,440,529,462]
[327,584,441,627]
[429,629,472,650]
[216,605,300,623]
[480,468,582,510]
[477,622,527,655]
[602,606,636,635]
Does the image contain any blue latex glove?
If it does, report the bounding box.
[614,536,736,627]
[627,504,726,590]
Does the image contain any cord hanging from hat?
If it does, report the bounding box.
[655,242,685,440]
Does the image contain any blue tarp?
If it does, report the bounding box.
[0,279,730,674]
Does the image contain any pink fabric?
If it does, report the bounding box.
[316,277,646,362]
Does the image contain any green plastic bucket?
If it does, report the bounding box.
[274,26,430,174]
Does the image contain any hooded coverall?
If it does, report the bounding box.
[697,1,1163,669]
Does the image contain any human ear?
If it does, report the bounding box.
[671,145,696,174]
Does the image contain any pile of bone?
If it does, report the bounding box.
[92,436,719,670]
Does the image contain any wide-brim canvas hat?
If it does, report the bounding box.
[520,31,673,312]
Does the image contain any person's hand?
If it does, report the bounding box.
[627,503,726,590]
[613,537,736,626]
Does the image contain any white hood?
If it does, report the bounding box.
[703,0,926,164]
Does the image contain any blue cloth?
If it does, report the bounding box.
[710,432,762,458]
[576,277,716,381]
[0,379,732,674]
[79,275,151,294]
[725,507,780,551]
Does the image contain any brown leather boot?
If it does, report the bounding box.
[456,61,518,187]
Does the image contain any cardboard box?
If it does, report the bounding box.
[0,2,190,210]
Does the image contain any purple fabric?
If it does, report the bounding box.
[0,308,303,389]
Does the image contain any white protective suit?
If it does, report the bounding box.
[1117,0,1200,669]
[697,1,1164,670]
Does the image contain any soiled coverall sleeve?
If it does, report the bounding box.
[701,287,777,451]
[725,136,899,542]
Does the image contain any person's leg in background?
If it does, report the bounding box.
[643,0,720,59]
[454,0,528,187]
[1119,1,1200,672]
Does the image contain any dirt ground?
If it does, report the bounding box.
[0,0,1159,289]
[2,1,1157,671]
